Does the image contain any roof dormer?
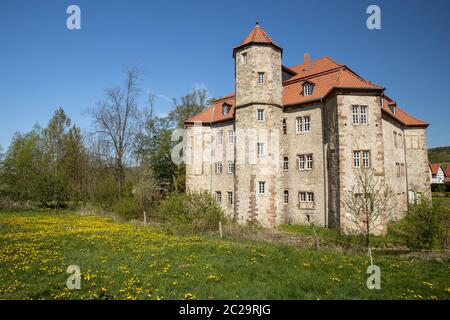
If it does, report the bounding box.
[302,81,314,96]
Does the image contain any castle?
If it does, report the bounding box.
[184,23,430,234]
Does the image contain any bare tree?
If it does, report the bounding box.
[88,66,142,197]
[343,168,392,247]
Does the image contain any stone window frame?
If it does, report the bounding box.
[282,118,287,134]
[227,129,234,144]
[215,162,223,175]
[257,109,264,122]
[241,52,248,65]
[304,116,311,132]
[360,106,368,125]
[258,181,266,195]
[258,72,265,85]
[216,130,223,145]
[257,142,265,157]
[298,191,315,209]
[283,190,289,204]
[297,153,313,171]
[227,161,235,174]
[283,156,289,171]
[215,191,222,203]
[227,191,233,206]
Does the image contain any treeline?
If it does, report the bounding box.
[0,67,209,216]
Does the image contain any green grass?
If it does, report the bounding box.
[0,210,449,300]
[279,222,407,249]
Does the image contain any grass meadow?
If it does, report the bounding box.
[0,210,449,300]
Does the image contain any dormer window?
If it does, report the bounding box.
[389,105,396,115]
[222,103,231,115]
[303,82,314,96]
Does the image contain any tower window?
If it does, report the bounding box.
[303,83,314,96]
[258,72,265,84]
[257,143,264,156]
[283,157,289,171]
[241,52,248,64]
[282,119,287,134]
[284,190,289,204]
[257,109,264,121]
[227,161,235,174]
[258,181,266,194]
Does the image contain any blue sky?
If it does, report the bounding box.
[0,0,449,150]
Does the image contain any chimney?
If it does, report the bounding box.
[304,52,310,65]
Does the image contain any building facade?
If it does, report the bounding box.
[185,23,431,234]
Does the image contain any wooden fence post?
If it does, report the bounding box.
[219,221,223,238]
[143,211,147,226]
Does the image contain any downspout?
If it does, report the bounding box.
[402,124,410,206]
[320,97,329,228]
[210,107,216,194]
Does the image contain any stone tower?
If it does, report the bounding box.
[233,22,284,227]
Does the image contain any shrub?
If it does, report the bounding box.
[112,197,143,220]
[403,200,450,250]
[92,176,118,209]
[156,192,225,234]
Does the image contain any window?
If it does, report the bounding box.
[227,161,235,174]
[354,151,370,168]
[304,116,311,132]
[353,151,360,168]
[360,106,367,125]
[398,134,403,148]
[283,157,289,171]
[298,155,305,170]
[257,109,264,121]
[296,116,310,133]
[222,103,231,115]
[227,191,233,205]
[283,190,289,204]
[258,72,265,84]
[306,154,313,170]
[258,181,266,194]
[396,162,400,177]
[401,163,405,176]
[215,191,222,203]
[215,162,223,174]
[282,119,287,134]
[299,192,314,203]
[389,105,396,115]
[216,130,223,145]
[394,131,398,148]
[257,143,264,156]
[362,151,370,168]
[228,129,234,144]
[241,52,248,64]
[303,83,313,96]
[352,106,359,125]
[296,117,303,133]
[299,192,307,202]
[298,154,312,170]
[352,105,368,125]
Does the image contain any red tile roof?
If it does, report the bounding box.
[233,22,282,56]
[429,164,443,175]
[445,165,450,177]
[382,96,429,127]
[185,56,428,128]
